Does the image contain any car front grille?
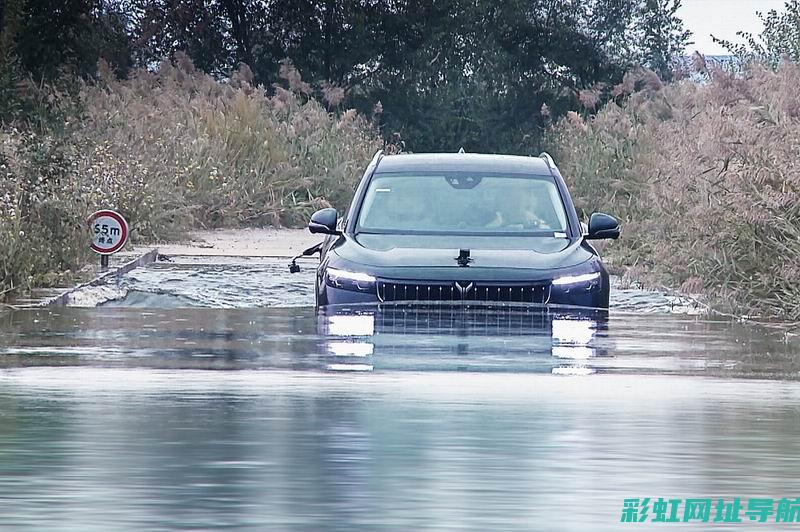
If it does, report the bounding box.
[376,279,550,304]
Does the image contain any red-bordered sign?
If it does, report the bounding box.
[88,209,129,255]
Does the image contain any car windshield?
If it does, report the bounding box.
[356,172,569,235]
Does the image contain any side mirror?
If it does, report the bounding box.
[309,208,340,235]
[586,212,620,240]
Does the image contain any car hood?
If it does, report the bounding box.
[329,234,595,278]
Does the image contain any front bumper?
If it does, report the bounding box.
[318,270,610,309]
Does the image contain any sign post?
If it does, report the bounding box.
[88,210,129,269]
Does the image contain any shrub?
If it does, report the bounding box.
[549,64,800,320]
[0,126,92,299]
[77,55,383,238]
[0,56,384,300]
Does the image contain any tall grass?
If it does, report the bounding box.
[0,126,92,298]
[550,63,800,320]
[0,55,384,299]
[80,55,383,236]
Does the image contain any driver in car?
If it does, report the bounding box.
[484,193,551,230]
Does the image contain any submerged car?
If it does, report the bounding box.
[300,151,620,309]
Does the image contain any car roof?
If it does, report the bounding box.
[374,153,554,176]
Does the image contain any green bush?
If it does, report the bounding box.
[549,64,800,320]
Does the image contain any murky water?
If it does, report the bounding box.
[1,257,799,530]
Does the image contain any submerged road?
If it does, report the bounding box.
[1,255,798,530]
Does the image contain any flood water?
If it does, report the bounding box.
[1,258,799,530]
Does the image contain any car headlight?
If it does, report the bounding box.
[325,267,377,293]
[551,271,601,287]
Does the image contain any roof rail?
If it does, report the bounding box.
[539,152,556,169]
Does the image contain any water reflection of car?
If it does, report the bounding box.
[304,152,620,308]
[318,304,610,374]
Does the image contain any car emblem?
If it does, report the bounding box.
[455,281,474,298]
[455,249,473,267]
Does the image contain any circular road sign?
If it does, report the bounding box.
[89,210,129,255]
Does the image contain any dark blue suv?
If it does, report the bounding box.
[302,151,620,309]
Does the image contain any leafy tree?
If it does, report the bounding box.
[1,0,132,123]
[353,0,690,151]
[5,0,132,80]
[0,0,691,151]
[128,0,245,76]
[635,0,691,79]
[713,0,800,68]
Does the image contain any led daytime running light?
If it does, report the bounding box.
[551,272,601,286]
[327,268,376,284]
